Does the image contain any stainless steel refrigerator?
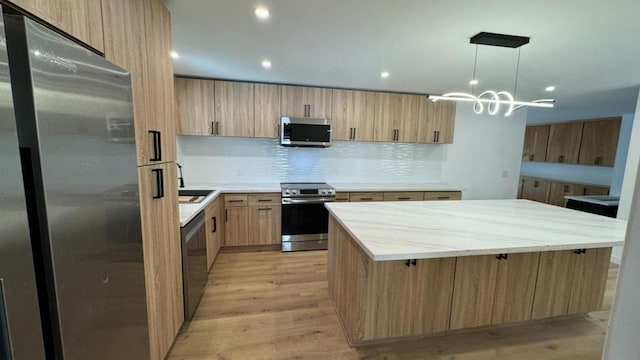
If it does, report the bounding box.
[0,6,149,360]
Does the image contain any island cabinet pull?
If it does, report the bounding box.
[405,260,411,267]
[574,249,587,255]
[411,259,417,266]
[404,259,417,267]
[496,254,509,260]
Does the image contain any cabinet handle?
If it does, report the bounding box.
[573,249,587,255]
[228,200,244,203]
[534,180,539,188]
[529,154,534,161]
[258,199,272,202]
[411,259,417,266]
[405,260,411,267]
[398,197,411,200]
[148,130,162,162]
[433,131,437,142]
[212,217,217,233]
[210,121,214,135]
[437,196,450,199]
[558,155,565,163]
[360,197,373,201]
[563,185,569,192]
[436,131,440,143]
[258,207,272,211]
[215,121,220,136]
[496,254,508,260]
[151,168,164,199]
[225,209,228,222]
[595,156,601,165]
[353,127,357,140]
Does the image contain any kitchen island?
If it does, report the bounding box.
[325,199,626,345]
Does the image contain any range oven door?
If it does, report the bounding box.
[281,198,334,251]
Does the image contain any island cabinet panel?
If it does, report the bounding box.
[254,83,281,138]
[546,122,584,164]
[578,118,621,167]
[531,250,577,319]
[383,192,424,201]
[522,125,550,162]
[491,252,540,325]
[450,255,499,330]
[567,247,612,314]
[214,80,255,137]
[520,178,551,203]
[331,89,376,141]
[174,77,215,136]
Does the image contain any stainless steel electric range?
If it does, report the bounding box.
[280,182,336,252]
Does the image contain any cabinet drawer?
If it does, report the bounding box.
[335,192,350,202]
[224,194,248,206]
[424,191,462,201]
[383,192,423,201]
[349,192,384,202]
[248,193,281,206]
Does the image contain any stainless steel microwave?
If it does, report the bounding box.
[280,117,332,147]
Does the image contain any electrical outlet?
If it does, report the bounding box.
[501,170,508,178]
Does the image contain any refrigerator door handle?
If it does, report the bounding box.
[152,168,164,199]
[148,130,162,162]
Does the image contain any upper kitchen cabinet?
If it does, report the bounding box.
[10,0,104,52]
[102,0,176,165]
[214,81,255,137]
[578,117,622,167]
[546,122,584,164]
[281,85,332,119]
[522,125,550,162]
[254,83,281,138]
[417,97,456,144]
[175,77,215,136]
[373,92,420,143]
[331,89,375,141]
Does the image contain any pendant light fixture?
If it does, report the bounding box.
[428,32,555,116]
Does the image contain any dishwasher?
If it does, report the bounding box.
[180,212,207,320]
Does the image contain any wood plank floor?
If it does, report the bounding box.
[167,250,619,360]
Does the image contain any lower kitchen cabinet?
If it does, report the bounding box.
[491,252,540,324]
[335,192,350,202]
[350,192,384,202]
[450,255,498,329]
[520,178,551,203]
[548,182,582,207]
[423,191,461,201]
[249,204,281,245]
[224,193,281,247]
[519,176,610,207]
[204,196,223,269]
[137,163,183,360]
[383,192,423,201]
[224,206,249,246]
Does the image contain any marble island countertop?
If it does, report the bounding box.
[325,199,627,261]
[178,182,461,226]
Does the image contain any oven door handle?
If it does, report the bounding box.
[282,197,336,204]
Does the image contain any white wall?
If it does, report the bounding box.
[177,102,527,199]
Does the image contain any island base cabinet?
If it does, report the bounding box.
[450,255,498,330]
[567,247,611,314]
[491,252,540,325]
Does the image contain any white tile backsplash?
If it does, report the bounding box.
[177,136,443,185]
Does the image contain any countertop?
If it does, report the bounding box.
[564,195,620,206]
[325,199,627,261]
[178,182,461,227]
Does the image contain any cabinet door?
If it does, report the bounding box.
[335,192,350,202]
[582,185,609,196]
[174,78,214,136]
[383,192,423,201]
[568,248,611,314]
[143,0,176,163]
[548,182,581,207]
[531,250,576,319]
[546,122,584,164]
[491,253,540,324]
[205,197,222,269]
[349,192,384,202]
[373,92,399,142]
[214,81,254,137]
[331,89,375,141]
[579,118,621,167]
[281,85,307,118]
[522,125,550,162]
[418,97,456,144]
[423,191,462,201]
[138,163,183,360]
[410,258,456,334]
[254,83,281,138]
[450,255,498,329]
[249,205,281,245]
[520,178,551,203]
[13,0,104,52]
[224,207,249,246]
[305,87,332,119]
[396,94,420,143]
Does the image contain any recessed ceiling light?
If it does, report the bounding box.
[261,59,272,68]
[254,6,270,19]
[545,85,556,92]
[170,51,180,59]
[469,79,479,86]
[380,71,390,79]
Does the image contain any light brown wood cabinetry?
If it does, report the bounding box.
[224,206,249,246]
[214,80,255,137]
[349,192,384,202]
[547,182,581,207]
[10,0,104,52]
[583,185,609,196]
[205,196,223,270]
[254,83,281,138]
[568,247,611,313]
[450,255,498,330]
[546,122,584,164]
[418,97,456,144]
[224,193,281,246]
[423,191,462,201]
[579,118,621,167]
[137,163,183,360]
[522,125,550,162]
[520,178,551,203]
[373,92,420,143]
[532,250,576,319]
[331,89,375,141]
[175,78,215,136]
[281,85,332,119]
[335,192,350,202]
[491,253,540,324]
[249,205,281,245]
[383,192,424,201]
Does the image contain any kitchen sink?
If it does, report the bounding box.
[178,190,214,204]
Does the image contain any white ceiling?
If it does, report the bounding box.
[165,0,640,114]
